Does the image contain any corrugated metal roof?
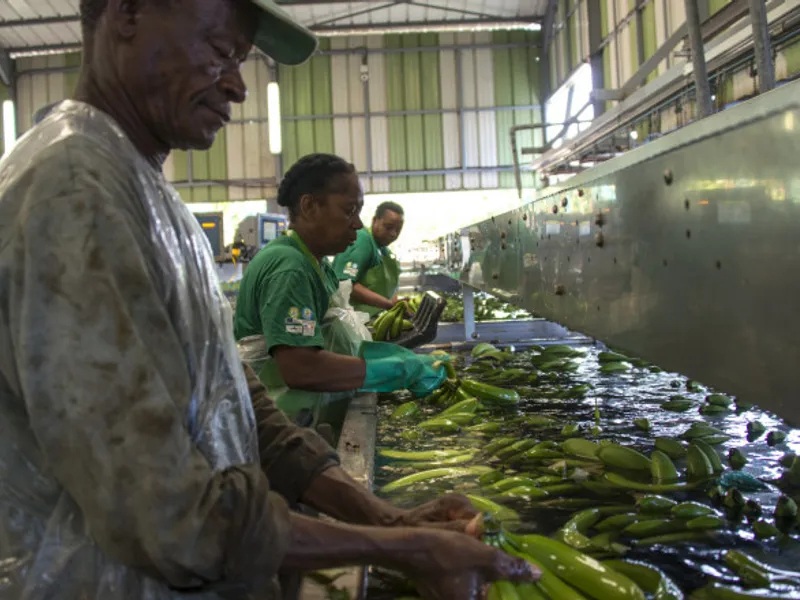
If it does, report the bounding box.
[0,0,545,55]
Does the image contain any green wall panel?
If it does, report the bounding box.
[629,0,640,72]
[419,33,445,192]
[385,35,408,193]
[402,35,425,192]
[784,39,800,76]
[494,31,539,190]
[642,2,658,83]
[279,39,333,171]
[709,0,731,16]
[64,52,81,97]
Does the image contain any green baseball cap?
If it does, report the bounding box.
[251,0,318,65]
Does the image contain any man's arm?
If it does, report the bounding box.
[11,169,290,592]
[351,282,394,311]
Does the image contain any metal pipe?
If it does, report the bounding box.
[510,124,547,199]
[10,41,536,60]
[748,0,776,93]
[315,20,541,36]
[362,52,373,176]
[684,0,714,118]
[462,283,476,341]
[456,48,467,179]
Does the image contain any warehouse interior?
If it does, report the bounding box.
[2,0,800,598]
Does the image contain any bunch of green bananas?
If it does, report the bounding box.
[371,301,413,341]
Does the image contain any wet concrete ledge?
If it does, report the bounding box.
[300,392,378,600]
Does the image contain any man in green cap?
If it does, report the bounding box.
[333,201,406,317]
[0,0,537,598]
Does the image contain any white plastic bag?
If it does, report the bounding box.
[322,280,372,357]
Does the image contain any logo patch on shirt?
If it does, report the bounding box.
[286,324,304,334]
[302,321,316,337]
[288,306,300,319]
[344,261,358,277]
[302,307,313,321]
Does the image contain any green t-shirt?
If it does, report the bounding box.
[233,234,339,353]
[332,228,382,283]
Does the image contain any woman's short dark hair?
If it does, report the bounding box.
[277,153,356,219]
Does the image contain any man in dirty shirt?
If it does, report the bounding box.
[0,0,538,598]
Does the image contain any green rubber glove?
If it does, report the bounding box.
[359,342,449,397]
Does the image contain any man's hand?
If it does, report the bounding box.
[390,494,482,538]
[404,529,539,600]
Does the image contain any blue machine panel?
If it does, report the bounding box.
[258,213,288,247]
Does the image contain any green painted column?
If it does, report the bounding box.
[419,33,444,192]
[385,35,408,192]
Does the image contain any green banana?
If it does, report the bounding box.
[633,418,651,432]
[636,495,677,514]
[460,378,520,406]
[561,438,601,459]
[696,434,731,446]
[417,417,462,433]
[691,583,797,600]
[466,421,501,434]
[727,448,747,470]
[495,440,538,461]
[602,560,684,600]
[506,533,645,600]
[379,449,466,461]
[636,531,711,546]
[661,399,694,412]
[489,476,540,492]
[686,516,725,530]
[686,444,715,480]
[746,420,766,440]
[561,423,581,437]
[389,401,420,421]
[600,362,630,374]
[603,472,699,493]
[692,439,724,474]
[406,453,476,468]
[598,444,652,471]
[440,397,479,416]
[681,424,727,440]
[706,394,733,407]
[554,508,602,551]
[623,519,685,538]
[752,518,779,539]
[466,494,519,523]
[488,581,521,600]
[650,451,679,483]
[671,502,717,519]
[699,404,729,415]
[483,437,517,456]
[501,543,589,600]
[500,486,550,500]
[380,466,491,493]
[767,430,787,447]
[595,513,642,532]
[598,351,629,363]
[654,438,687,459]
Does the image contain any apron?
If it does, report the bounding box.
[353,249,401,318]
[238,234,363,445]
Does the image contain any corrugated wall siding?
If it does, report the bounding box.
[278,31,542,195]
[8,32,541,200]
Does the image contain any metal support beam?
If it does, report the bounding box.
[591,89,626,102]
[748,0,776,93]
[462,282,476,341]
[684,0,713,118]
[542,0,559,53]
[0,49,12,87]
[616,22,689,97]
[587,0,605,116]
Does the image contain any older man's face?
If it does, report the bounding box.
[115,0,259,150]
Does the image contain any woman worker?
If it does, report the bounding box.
[332,201,406,317]
[233,154,446,438]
